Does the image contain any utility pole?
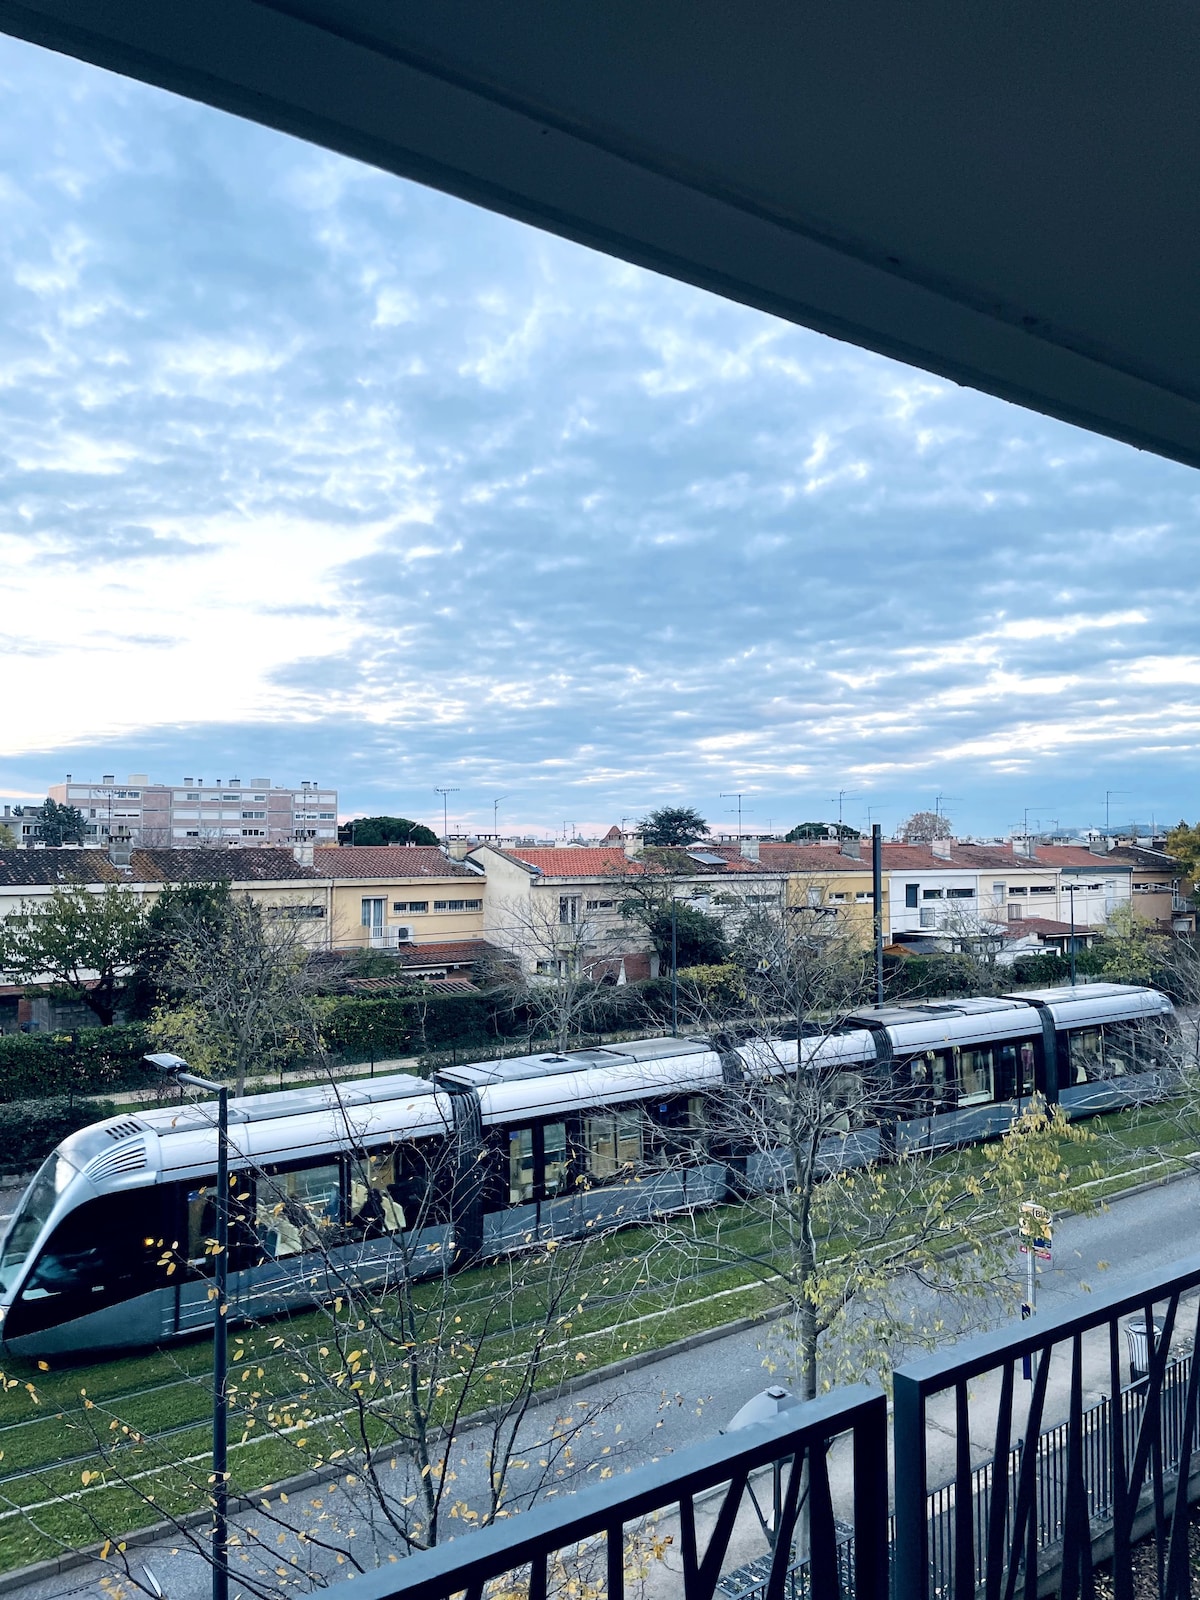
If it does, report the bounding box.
[434,786,459,846]
[872,823,884,1007]
[721,792,747,838]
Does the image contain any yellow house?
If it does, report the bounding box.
[755,842,884,947]
[313,846,486,952]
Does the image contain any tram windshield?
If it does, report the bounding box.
[0,1155,75,1294]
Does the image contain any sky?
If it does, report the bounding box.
[1,37,1199,844]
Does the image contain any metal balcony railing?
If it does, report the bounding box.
[894,1249,1200,1600]
[338,1386,888,1600]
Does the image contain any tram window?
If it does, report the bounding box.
[957,1047,994,1105]
[257,1161,341,1259]
[9,1190,165,1336]
[1068,1028,1105,1083]
[823,1072,864,1132]
[348,1149,408,1237]
[1102,1023,1138,1077]
[0,1155,72,1293]
[909,1051,954,1113]
[509,1128,535,1205]
[543,1122,569,1196]
[584,1109,644,1180]
[1020,1041,1037,1095]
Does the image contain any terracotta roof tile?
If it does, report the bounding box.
[312,846,477,880]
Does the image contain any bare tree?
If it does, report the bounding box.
[149,890,319,1094]
[490,895,621,1051]
[662,902,1097,1398]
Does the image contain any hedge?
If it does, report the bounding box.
[0,1025,153,1103]
[0,1097,117,1174]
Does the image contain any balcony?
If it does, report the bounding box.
[340,1250,1200,1599]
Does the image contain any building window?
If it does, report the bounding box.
[318,812,336,820]
[1009,886,1028,895]
[919,908,937,927]
[828,892,847,903]
[242,828,266,837]
[922,888,944,899]
[558,895,581,924]
[271,905,326,920]
[185,830,200,838]
[947,888,974,899]
[905,883,919,909]
[1008,905,1024,921]
[435,899,483,912]
[393,901,429,913]
[361,898,385,931]
[586,899,614,910]
[242,810,266,820]
[806,887,823,908]
[855,891,873,902]
[992,882,1006,897]
[1029,885,1054,896]
[222,793,241,801]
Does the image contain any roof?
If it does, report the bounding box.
[312,846,477,880]
[0,847,314,887]
[21,4,1200,468]
[1001,917,1097,939]
[487,846,650,879]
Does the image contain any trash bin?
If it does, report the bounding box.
[1123,1317,1165,1382]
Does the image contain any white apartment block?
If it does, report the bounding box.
[47,774,338,848]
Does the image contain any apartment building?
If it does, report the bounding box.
[46,774,338,848]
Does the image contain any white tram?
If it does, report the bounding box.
[0,982,1172,1358]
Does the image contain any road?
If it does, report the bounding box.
[8,1169,1199,1600]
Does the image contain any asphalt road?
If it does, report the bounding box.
[9,1169,1200,1600]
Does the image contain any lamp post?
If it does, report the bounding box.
[144,1053,230,1600]
[1064,882,1080,986]
[671,893,678,1035]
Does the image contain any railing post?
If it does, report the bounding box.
[893,1370,929,1600]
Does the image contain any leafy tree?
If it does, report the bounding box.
[784,821,858,842]
[1165,819,1200,882]
[338,815,439,847]
[37,797,87,846]
[0,884,148,1025]
[0,822,15,847]
[647,901,729,969]
[899,809,952,843]
[639,805,707,847]
[124,880,233,1017]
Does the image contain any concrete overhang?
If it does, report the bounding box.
[3,1,1199,465]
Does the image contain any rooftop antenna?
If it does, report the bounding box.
[721,791,748,837]
[1105,789,1131,837]
[492,795,509,835]
[829,790,859,828]
[1020,802,1055,842]
[434,786,459,846]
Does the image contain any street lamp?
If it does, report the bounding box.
[723,1385,802,1548]
[1063,883,1082,986]
[144,1053,230,1600]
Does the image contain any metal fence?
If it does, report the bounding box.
[895,1249,1200,1600]
[339,1385,888,1600]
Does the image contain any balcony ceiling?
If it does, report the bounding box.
[3,1,1200,466]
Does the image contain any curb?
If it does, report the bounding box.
[1,1163,1195,1594]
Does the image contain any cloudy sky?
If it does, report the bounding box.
[2,36,1198,843]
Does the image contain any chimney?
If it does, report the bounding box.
[623,831,644,859]
[127,774,148,785]
[931,837,952,860]
[102,774,115,786]
[292,841,314,867]
[65,773,72,783]
[740,837,760,862]
[1090,837,1110,856]
[839,835,861,860]
[1013,836,1034,859]
[108,839,132,869]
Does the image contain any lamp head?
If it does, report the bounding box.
[144,1052,189,1075]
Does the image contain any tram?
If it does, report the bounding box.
[0,982,1172,1358]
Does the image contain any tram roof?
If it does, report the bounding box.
[134,1072,438,1135]
[439,1037,709,1088]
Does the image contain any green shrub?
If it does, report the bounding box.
[0,1097,117,1173]
[0,1025,152,1102]
[1010,952,1070,988]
